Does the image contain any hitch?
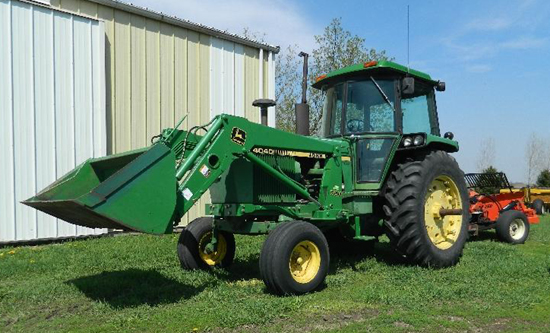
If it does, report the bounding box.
[204,228,219,254]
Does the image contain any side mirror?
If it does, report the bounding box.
[402,77,415,95]
[444,132,454,140]
[436,81,446,92]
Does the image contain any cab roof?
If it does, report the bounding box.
[312,60,438,89]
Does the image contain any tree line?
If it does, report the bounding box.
[476,133,550,187]
[246,18,391,135]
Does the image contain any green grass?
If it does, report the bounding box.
[1,217,550,332]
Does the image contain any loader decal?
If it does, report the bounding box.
[252,147,327,159]
[231,127,247,145]
[199,164,211,178]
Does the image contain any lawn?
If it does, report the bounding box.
[1,216,549,332]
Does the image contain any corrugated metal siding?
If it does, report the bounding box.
[268,51,276,127]
[0,0,106,242]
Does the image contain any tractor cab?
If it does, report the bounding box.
[313,61,452,187]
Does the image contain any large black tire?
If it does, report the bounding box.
[532,199,545,215]
[495,210,530,244]
[177,217,235,270]
[260,221,329,295]
[383,150,469,267]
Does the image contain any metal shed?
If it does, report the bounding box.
[1,0,278,242]
[0,0,107,242]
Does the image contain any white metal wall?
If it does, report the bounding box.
[0,0,106,242]
[210,37,276,126]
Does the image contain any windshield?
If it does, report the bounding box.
[322,79,396,137]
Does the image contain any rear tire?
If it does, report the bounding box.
[532,199,545,215]
[495,210,530,244]
[383,150,469,267]
[177,217,235,270]
[260,221,329,295]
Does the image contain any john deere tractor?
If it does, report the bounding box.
[25,59,468,295]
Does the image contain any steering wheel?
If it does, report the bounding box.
[346,119,363,132]
[346,119,373,132]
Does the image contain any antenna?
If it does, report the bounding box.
[407,5,410,73]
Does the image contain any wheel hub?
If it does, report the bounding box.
[509,218,526,240]
[198,232,227,266]
[289,240,321,284]
[424,176,463,250]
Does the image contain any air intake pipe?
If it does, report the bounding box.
[295,52,310,136]
[252,99,276,126]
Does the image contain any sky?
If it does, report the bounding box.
[131,0,550,183]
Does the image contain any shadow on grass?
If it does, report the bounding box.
[326,238,408,274]
[215,239,406,284]
[208,253,263,283]
[66,241,407,301]
[467,230,500,243]
[68,269,207,308]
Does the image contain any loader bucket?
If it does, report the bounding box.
[23,143,178,234]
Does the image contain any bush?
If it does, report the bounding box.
[536,169,550,187]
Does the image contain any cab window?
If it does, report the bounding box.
[401,82,438,134]
[322,79,396,136]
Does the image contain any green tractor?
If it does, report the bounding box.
[24,59,469,295]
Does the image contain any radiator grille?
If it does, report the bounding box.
[253,155,297,203]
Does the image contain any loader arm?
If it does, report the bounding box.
[171,114,340,223]
[23,113,346,235]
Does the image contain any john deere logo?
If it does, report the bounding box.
[231,127,246,145]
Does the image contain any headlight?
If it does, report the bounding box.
[403,137,413,147]
[413,135,424,146]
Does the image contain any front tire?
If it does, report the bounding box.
[496,210,530,244]
[177,217,236,270]
[260,221,329,295]
[532,199,545,215]
[383,150,469,267]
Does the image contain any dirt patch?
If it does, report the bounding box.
[1,317,17,328]
[483,318,511,332]
[436,315,542,332]
[43,302,90,320]
[480,317,549,332]
[219,308,379,332]
[393,321,413,329]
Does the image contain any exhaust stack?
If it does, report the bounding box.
[295,52,310,136]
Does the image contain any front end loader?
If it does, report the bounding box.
[25,60,469,295]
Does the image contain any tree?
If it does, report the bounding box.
[525,133,544,186]
[536,169,550,187]
[545,141,550,170]
[483,166,498,174]
[274,18,392,134]
[242,29,301,132]
[475,138,496,172]
[242,27,266,42]
[476,166,501,194]
[308,18,391,134]
[274,44,302,132]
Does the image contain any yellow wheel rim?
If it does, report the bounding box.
[424,175,463,250]
[198,232,227,266]
[289,240,321,284]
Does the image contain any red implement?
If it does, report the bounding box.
[469,190,540,225]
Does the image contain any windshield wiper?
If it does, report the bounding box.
[369,76,396,112]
